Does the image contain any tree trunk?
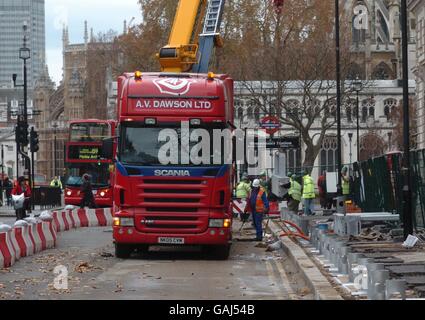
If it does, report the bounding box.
[303,143,321,169]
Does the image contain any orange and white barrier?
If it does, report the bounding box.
[0,231,16,268]
[52,208,113,229]
[232,199,247,215]
[2,207,112,269]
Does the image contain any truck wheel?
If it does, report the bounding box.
[206,245,231,260]
[115,243,133,259]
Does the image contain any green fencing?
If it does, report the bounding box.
[351,149,425,229]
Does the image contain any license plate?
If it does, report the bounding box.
[158,237,185,245]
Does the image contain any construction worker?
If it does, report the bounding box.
[302,170,316,216]
[236,173,251,199]
[259,171,271,196]
[341,166,350,198]
[288,173,302,213]
[50,176,63,189]
[246,179,269,241]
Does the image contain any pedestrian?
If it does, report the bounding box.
[11,176,32,220]
[341,166,350,199]
[80,174,97,209]
[245,179,269,241]
[50,176,63,189]
[4,177,13,206]
[317,170,327,209]
[287,173,302,213]
[302,170,316,216]
[236,173,251,200]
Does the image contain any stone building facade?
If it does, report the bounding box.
[345,0,417,81]
[34,22,118,179]
[409,0,425,149]
[234,80,415,180]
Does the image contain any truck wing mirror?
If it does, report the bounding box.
[101,138,114,159]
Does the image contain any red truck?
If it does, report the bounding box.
[105,72,234,259]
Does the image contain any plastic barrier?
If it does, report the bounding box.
[2,208,112,269]
[0,231,15,268]
[9,228,21,260]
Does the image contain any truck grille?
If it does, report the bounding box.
[134,178,210,234]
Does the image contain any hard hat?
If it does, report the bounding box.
[252,179,261,188]
[260,171,267,177]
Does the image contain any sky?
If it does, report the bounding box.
[45,0,143,86]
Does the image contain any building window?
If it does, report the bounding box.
[237,108,244,120]
[286,148,302,173]
[247,107,253,120]
[254,107,260,122]
[320,136,338,172]
[362,99,375,121]
[384,98,397,121]
[346,106,352,122]
[372,62,393,80]
[285,100,300,119]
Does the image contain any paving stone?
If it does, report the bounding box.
[387,265,425,275]
[404,276,425,286]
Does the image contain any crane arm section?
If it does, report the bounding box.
[158,0,207,73]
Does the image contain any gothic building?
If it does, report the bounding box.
[33,21,117,180]
[344,0,417,81]
[409,0,425,149]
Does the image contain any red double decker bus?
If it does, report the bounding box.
[64,119,117,207]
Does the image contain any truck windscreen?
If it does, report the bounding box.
[119,123,228,167]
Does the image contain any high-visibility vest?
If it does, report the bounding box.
[302,175,315,199]
[236,181,251,198]
[255,188,266,213]
[291,180,302,202]
[288,178,294,196]
[342,175,350,195]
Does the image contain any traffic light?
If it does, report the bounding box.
[30,127,39,153]
[15,122,29,146]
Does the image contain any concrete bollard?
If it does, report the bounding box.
[367,263,386,299]
[385,279,407,300]
[338,246,351,275]
[371,270,390,300]
[354,258,374,289]
[333,241,345,269]
[348,253,365,282]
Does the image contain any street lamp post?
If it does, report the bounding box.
[352,77,362,162]
[348,133,353,165]
[53,123,58,177]
[401,0,413,238]
[12,21,31,186]
[1,145,5,204]
[335,0,343,196]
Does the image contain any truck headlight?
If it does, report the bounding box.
[209,219,231,228]
[113,217,134,227]
[209,219,223,227]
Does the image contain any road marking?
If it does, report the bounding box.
[272,259,298,300]
[265,260,287,300]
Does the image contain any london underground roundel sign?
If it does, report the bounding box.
[260,116,281,135]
